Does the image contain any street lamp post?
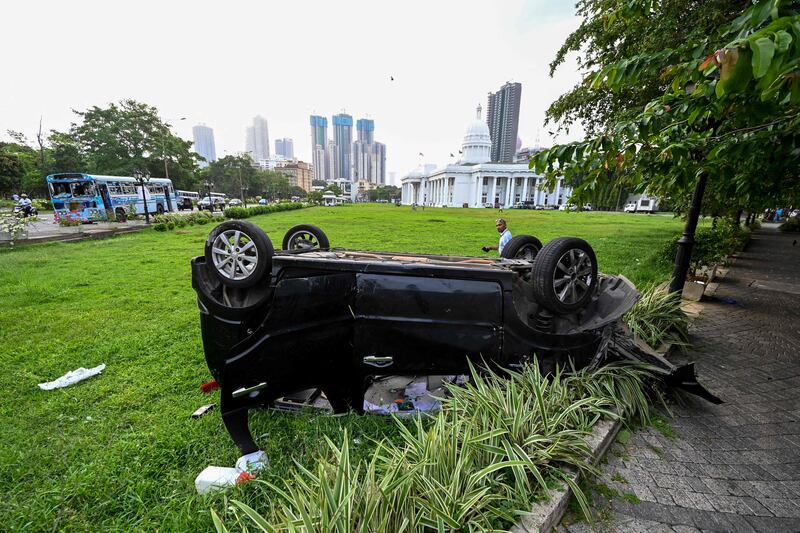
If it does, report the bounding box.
[134,169,152,224]
[203,180,215,211]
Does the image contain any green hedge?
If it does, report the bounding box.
[659,218,750,273]
[224,202,306,219]
[152,211,224,232]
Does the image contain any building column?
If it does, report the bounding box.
[490,177,497,207]
[522,177,529,202]
[555,178,562,205]
[475,177,482,207]
[506,177,514,206]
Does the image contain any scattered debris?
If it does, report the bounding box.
[195,450,269,494]
[38,364,106,390]
[194,466,240,495]
[191,403,216,419]
[236,450,269,475]
[199,379,219,393]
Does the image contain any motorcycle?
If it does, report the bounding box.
[13,204,38,218]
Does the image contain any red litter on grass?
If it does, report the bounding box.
[236,471,255,485]
[200,379,220,393]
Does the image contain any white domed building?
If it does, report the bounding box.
[401,106,571,208]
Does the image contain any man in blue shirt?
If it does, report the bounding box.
[482,218,512,255]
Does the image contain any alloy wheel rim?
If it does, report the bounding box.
[515,244,538,261]
[288,231,320,250]
[212,230,259,280]
[553,248,593,304]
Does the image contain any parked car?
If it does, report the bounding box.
[258,198,269,205]
[229,199,243,207]
[191,221,720,453]
[624,202,637,213]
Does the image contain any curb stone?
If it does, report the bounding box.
[0,225,145,247]
[512,419,622,533]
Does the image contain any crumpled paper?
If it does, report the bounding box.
[38,364,106,390]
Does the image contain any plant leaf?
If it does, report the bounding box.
[750,37,776,79]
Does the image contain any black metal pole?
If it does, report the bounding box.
[140,179,151,224]
[668,172,709,294]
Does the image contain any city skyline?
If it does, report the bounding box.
[191,124,217,168]
[1,0,584,185]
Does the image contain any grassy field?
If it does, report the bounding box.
[0,205,686,531]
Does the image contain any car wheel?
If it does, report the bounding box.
[531,237,598,313]
[115,208,127,222]
[204,220,273,288]
[282,224,330,251]
[156,204,165,215]
[500,235,543,261]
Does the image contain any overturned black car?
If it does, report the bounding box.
[192,221,719,454]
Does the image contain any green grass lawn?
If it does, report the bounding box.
[0,205,686,531]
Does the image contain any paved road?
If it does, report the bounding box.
[1,214,145,243]
[561,227,800,532]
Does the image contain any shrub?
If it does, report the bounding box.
[779,217,800,232]
[659,218,750,275]
[166,221,175,230]
[153,223,167,232]
[624,285,689,350]
[224,202,306,219]
[212,361,659,531]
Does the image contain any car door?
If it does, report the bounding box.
[353,273,503,375]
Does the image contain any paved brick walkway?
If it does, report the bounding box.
[561,228,800,532]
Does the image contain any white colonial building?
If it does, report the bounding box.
[401,106,571,208]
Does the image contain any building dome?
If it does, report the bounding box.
[403,166,425,180]
[461,105,491,164]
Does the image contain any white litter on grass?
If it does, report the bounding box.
[195,450,269,495]
[38,364,106,390]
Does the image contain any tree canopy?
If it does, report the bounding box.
[0,100,204,197]
[536,0,800,216]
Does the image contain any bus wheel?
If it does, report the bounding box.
[156,204,165,215]
[115,208,127,223]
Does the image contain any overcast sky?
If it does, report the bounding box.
[1,0,584,185]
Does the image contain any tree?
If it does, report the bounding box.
[51,100,201,189]
[262,173,291,200]
[325,183,343,196]
[312,179,328,187]
[534,0,800,291]
[289,186,307,198]
[307,191,324,204]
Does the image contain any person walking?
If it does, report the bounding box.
[482,218,512,255]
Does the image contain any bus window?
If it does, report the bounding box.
[72,182,95,197]
[50,182,72,198]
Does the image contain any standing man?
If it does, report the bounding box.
[482,218,512,255]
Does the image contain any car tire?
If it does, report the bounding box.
[156,203,165,215]
[500,235,543,261]
[282,224,330,251]
[115,208,127,222]
[204,220,273,288]
[531,237,598,313]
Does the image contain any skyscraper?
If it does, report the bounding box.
[192,124,217,168]
[246,115,270,162]
[332,113,353,180]
[310,115,328,181]
[352,118,386,184]
[275,138,294,159]
[486,82,522,163]
[356,119,374,144]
